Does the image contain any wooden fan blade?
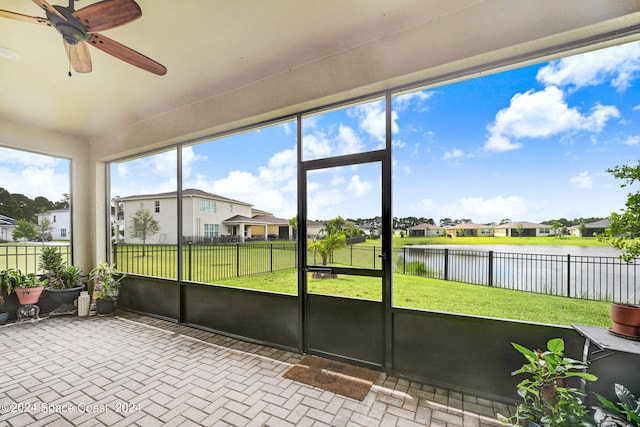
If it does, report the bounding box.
[32,0,66,21]
[0,9,51,26]
[87,33,166,75]
[73,0,141,32]
[64,41,92,73]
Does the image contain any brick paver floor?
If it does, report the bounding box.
[0,312,510,426]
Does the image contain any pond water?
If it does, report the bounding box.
[409,244,622,257]
[398,244,637,303]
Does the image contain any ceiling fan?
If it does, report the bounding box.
[0,0,166,75]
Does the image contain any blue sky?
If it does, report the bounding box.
[3,40,639,225]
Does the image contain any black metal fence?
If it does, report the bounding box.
[396,247,639,304]
[107,243,639,304]
[0,245,72,274]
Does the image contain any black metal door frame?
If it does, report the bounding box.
[296,93,393,369]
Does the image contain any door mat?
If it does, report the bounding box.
[283,355,378,401]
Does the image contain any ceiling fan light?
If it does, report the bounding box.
[0,46,20,60]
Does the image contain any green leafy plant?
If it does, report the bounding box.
[90,262,125,301]
[498,338,597,427]
[39,247,84,289]
[593,384,640,426]
[0,268,46,294]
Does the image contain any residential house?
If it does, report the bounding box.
[0,214,16,242]
[116,189,293,244]
[408,223,445,237]
[37,209,71,241]
[445,223,494,237]
[494,221,551,237]
[570,219,611,237]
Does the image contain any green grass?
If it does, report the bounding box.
[215,269,611,327]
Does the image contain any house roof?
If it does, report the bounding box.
[495,221,548,229]
[224,214,289,226]
[409,223,444,230]
[117,189,252,207]
[445,223,492,230]
[585,219,610,228]
[0,214,16,226]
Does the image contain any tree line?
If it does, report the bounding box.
[0,187,69,221]
[347,216,607,231]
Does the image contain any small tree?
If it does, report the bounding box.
[129,203,160,256]
[515,223,524,237]
[308,232,347,266]
[602,161,640,262]
[37,213,53,244]
[12,219,37,241]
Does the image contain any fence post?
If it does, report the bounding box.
[567,254,571,298]
[444,248,449,281]
[188,241,192,281]
[236,243,240,277]
[403,247,406,274]
[270,243,273,273]
[488,251,494,287]
[373,246,377,269]
[113,243,118,268]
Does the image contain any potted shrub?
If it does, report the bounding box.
[593,383,640,426]
[89,262,125,316]
[498,338,597,427]
[40,247,85,315]
[0,268,46,321]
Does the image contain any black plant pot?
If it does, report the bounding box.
[96,299,116,316]
[46,286,84,315]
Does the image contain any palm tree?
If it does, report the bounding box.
[308,232,346,266]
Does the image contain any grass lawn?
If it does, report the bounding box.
[215,269,611,327]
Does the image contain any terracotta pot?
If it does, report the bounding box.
[610,303,640,337]
[14,286,45,305]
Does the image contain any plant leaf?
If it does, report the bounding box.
[547,337,565,353]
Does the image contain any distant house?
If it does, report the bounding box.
[38,209,71,241]
[445,223,494,237]
[115,189,294,244]
[494,221,551,237]
[0,214,16,241]
[408,223,445,237]
[569,219,610,237]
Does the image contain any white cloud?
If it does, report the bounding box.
[352,101,397,144]
[0,147,57,167]
[346,175,372,197]
[537,41,640,91]
[0,147,68,201]
[393,90,435,111]
[443,148,465,160]
[622,135,640,146]
[484,86,620,152]
[569,171,593,189]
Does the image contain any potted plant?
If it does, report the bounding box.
[610,302,640,338]
[593,383,640,426]
[89,262,125,316]
[498,338,597,427]
[0,268,46,321]
[40,247,85,315]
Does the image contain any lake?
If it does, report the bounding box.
[398,244,637,303]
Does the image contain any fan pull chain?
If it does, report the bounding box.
[68,58,72,77]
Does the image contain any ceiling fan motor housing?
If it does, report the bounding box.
[48,5,89,45]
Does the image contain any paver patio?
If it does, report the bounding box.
[0,312,510,426]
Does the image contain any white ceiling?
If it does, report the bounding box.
[2,1,640,148]
[0,0,482,141]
